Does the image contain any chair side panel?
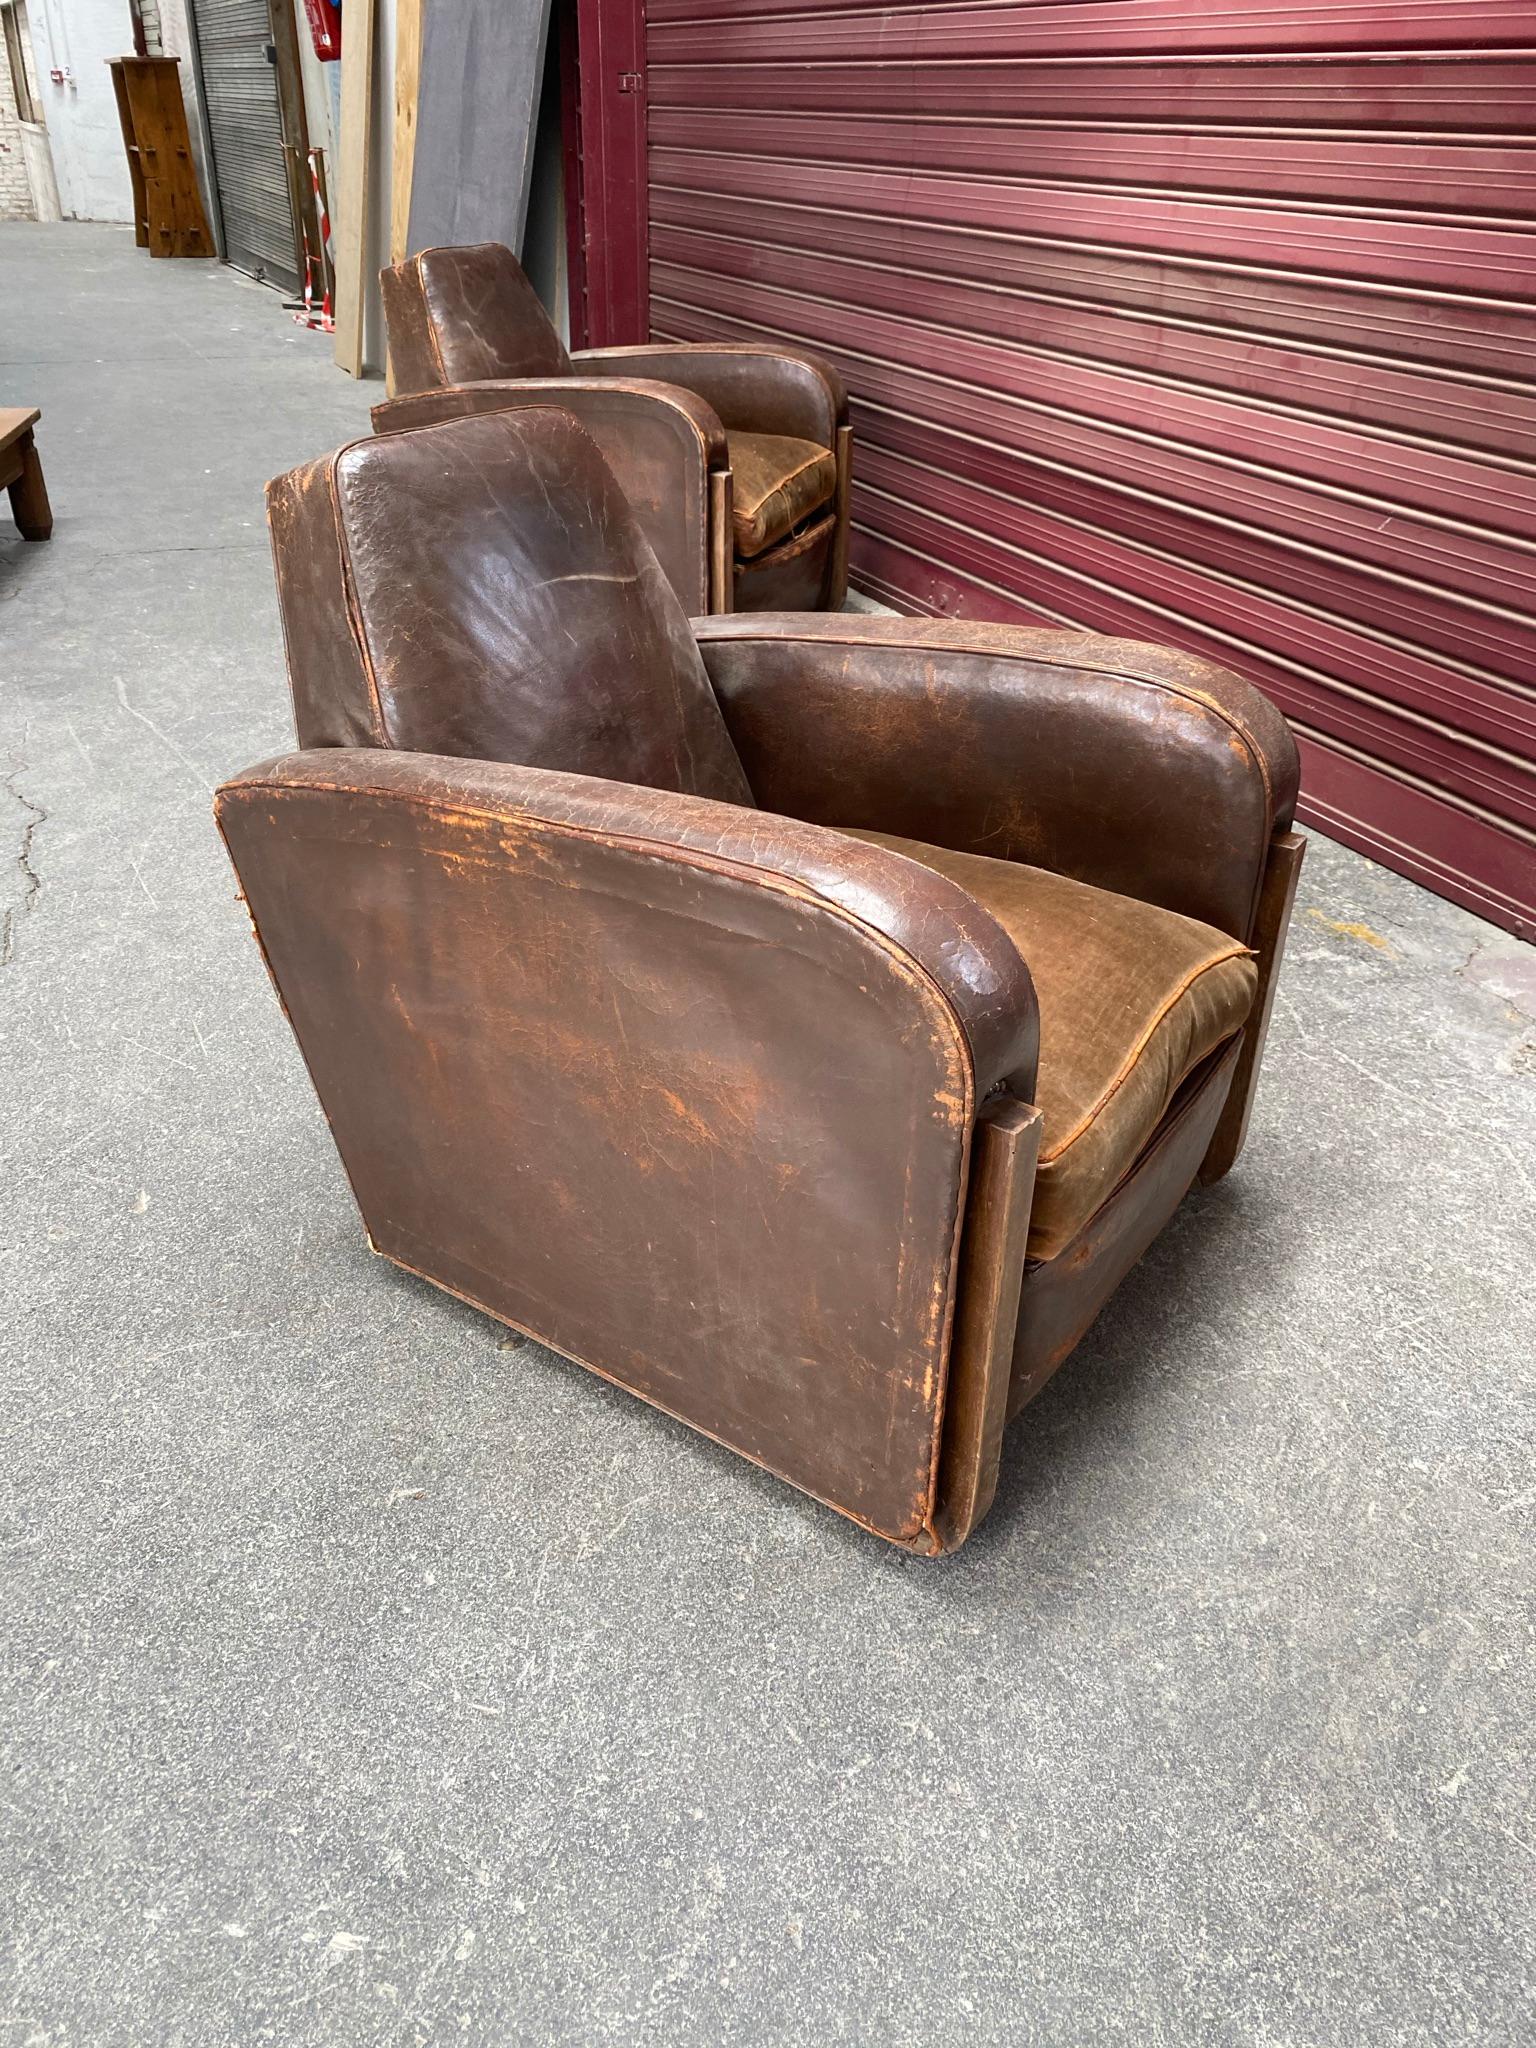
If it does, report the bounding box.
[219,781,978,1547]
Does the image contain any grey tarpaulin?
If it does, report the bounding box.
[405,0,554,258]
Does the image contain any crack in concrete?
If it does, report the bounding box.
[114,673,214,793]
[1458,935,1536,1028]
[2,773,46,967]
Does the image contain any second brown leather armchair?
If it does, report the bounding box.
[229,408,1304,1554]
[376,240,851,617]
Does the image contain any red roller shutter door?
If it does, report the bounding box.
[641,2,1536,939]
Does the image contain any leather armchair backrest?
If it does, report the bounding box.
[265,409,754,806]
[381,242,571,393]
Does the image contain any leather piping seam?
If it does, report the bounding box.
[1037,946,1255,1165]
[1092,1035,1242,1220]
[325,456,391,746]
[222,777,981,1545]
[1024,1034,1241,1270]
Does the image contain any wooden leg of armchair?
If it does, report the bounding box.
[1198,830,1306,1185]
[825,425,853,610]
[931,1097,1042,1552]
[708,467,735,614]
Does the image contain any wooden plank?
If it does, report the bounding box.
[332,0,377,377]
[406,0,552,258]
[109,61,149,246]
[266,0,315,297]
[385,0,424,397]
[391,0,422,266]
[111,57,213,259]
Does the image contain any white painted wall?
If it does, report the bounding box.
[0,20,38,218]
[26,0,135,221]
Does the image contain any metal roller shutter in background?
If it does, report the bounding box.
[643,1,1536,939]
[193,0,298,292]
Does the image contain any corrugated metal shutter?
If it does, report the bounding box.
[194,0,297,292]
[644,1,1536,939]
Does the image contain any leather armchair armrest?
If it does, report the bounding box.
[370,380,728,617]
[572,344,847,449]
[371,378,728,471]
[218,749,1037,1102]
[216,748,1041,1550]
[695,614,1300,942]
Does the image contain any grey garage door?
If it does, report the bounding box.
[193,0,298,292]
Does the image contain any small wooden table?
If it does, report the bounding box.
[1,409,52,541]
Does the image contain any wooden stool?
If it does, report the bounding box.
[1,409,52,541]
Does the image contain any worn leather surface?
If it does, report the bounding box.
[373,377,727,468]
[727,431,839,557]
[733,516,837,611]
[371,379,723,616]
[382,243,570,393]
[574,343,847,449]
[1010,1039,1242,1415]
[845,832,1257,1258]
[216,748,1039,1547]
[698,615,1300,941]
[266,410,751,803]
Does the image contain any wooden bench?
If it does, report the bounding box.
[1,408,52,541]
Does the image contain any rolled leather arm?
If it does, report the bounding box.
[370,379,727,617]
[572,344,847,449]
[371,378,728,471]
[695,614,1300,942]
[218,748,1038,1102]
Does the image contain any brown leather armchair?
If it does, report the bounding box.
[375,240,851,616]
[224,409,1304,1553]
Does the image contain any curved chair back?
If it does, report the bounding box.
[264,408,752,806]
[381,242,570,394]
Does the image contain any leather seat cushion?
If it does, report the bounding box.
[727,431,837,558]
[844,832,1258,1260]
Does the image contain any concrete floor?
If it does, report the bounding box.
[3,222,1534,2047]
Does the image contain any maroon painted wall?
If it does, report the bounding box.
[570,0,650,346]
[633,0,1536,938]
